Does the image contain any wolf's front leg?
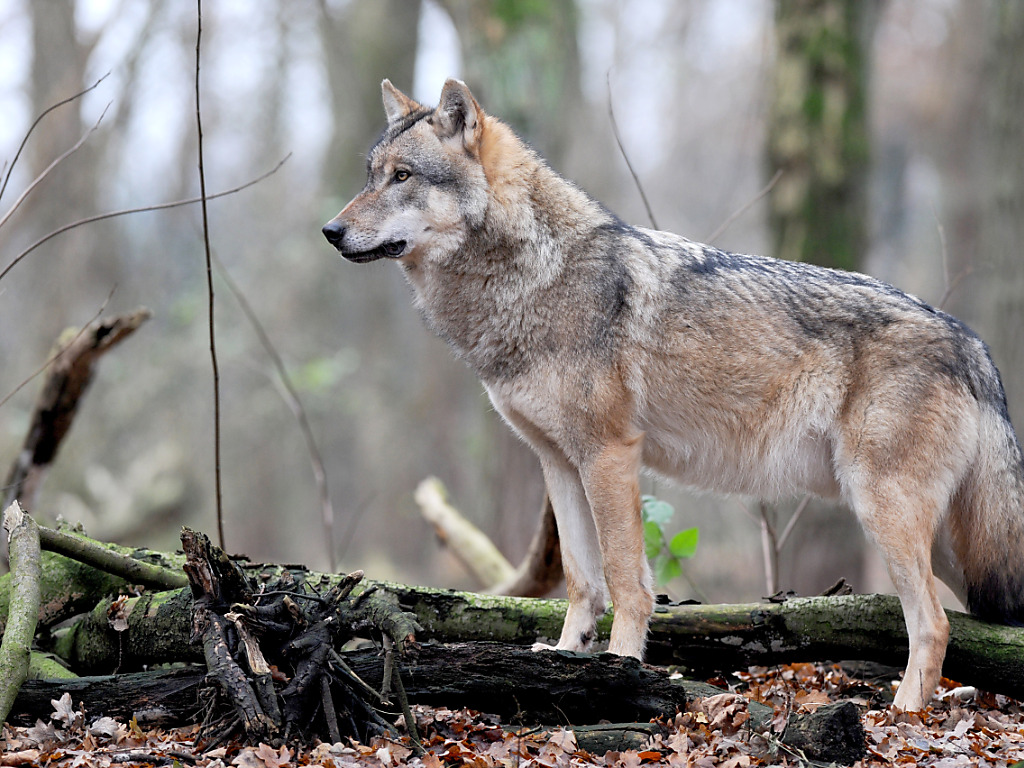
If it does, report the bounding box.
[581,432,653,659]
[537,452,608,652]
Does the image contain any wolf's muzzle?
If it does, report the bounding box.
[322,220,406,262]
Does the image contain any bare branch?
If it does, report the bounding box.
[777,493,812,550]
[759,502,778,596]
[0,102,111,233]
[606,72,658,230]
[705,169,783,245]
[194,0,225,548]
[215,257,338,572]
[933,207,973,311]
[0,73,110,206]
[0,155,290,284]
[3,307,151,512]
[0,286,116,412]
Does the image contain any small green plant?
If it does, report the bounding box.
[642,495,699,586]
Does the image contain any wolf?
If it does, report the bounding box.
[322,78,1024,711]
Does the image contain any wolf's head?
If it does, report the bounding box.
[322,79,490,266]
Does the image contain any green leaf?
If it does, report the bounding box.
[641,496,675,526]
[654,554,682,586]
[643,520,664,559]
[669,527,699,559]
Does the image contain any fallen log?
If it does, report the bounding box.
[35,560,1024,707]
[8,522,1024,704]
[10,643,866,764]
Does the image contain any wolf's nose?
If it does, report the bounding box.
[322,220,346,247]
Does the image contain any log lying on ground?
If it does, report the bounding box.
[11,643,865,764]
[36,556,1024,705]
[382,582,1024,701]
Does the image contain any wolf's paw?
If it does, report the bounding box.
[531,641,558,652]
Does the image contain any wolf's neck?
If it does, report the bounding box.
[407,120,608,381]
[477,117,607,256]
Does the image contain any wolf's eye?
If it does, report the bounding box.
[394,169,411,183]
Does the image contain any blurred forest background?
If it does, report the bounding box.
[1,0,1022,608]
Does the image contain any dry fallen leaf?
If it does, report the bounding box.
[51,692,79,727]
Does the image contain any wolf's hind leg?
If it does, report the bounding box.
[581,433,653,659]
[538,452,607,652]
[850,481,950,711]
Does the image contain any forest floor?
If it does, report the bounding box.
[4,660,1024,767]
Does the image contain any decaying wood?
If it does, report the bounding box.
[2,308,151,512]
[12,523,1024,704]
[9,643,865,764]
[0,502,41,726]
[354,641,688,724]
[180,527,423,746]
[11,667,207,727]
[779,701,866,765]
[374,581,1024,701]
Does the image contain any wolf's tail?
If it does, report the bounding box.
[955,342,1024,626]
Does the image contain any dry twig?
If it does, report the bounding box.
[194,0,225,549]
[606,72,658,230]
[0,157,289,284]
[0,73,109,205]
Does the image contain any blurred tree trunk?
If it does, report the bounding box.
[438,0,582,162]
[977,1,1024,432]
[317,0,422,194]
[767,0,876,269]
[436,0,582,561]
[310,0,423,570]
[24,0,107,344]
[765,0,879,597]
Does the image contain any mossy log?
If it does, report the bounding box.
[34,563,1024,704]
[0,531,185,637]
[5,531,1024,703]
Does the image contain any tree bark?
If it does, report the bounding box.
[977,0,1024,428]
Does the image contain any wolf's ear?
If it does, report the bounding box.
[382,79,420,124]
[433,78,484,153]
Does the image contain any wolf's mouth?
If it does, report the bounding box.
[343,240,407,263]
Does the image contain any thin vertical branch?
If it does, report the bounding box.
[606,72,659,230]
[215,258,337,572]
[195,0,225,547]
[758,502,778,596]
